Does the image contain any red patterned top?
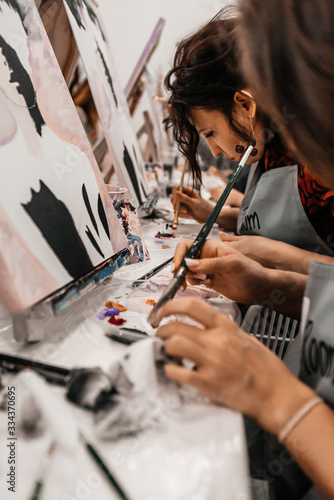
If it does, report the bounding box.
[261,142,334,249]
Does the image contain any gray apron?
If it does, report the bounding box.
[238,164,333,362]
[238,163,333,499]
[299,261,334,407]
[262,263,332,500]
[237,164,333,256]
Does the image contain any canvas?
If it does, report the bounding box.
[63,0,150,206]
[0,0,127,314]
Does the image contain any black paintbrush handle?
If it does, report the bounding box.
[147,145,254,327]
[131,257,173,287]
[81,435,131,500]
[183,150,252,263]
[0,354,70,377]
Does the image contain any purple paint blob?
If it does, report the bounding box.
[105,307,120,317]
[97,307,119,320]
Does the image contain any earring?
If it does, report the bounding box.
[235,115,258,156]
[235,144,258,156]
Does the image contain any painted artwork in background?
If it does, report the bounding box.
[0,0,127,314]
[63,0,150,206]
[113,200,149,263]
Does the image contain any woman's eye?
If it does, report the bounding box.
[205,131,214,138]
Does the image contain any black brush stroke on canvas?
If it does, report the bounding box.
[1,0,20,15]
[123,143,142,205]
[82,183,99,236]
[96,44,118,108]
[85,225,104,258]
[0,1,27,34]
[0,35,45,136]
[97,193,110,239]
[22,181,94,278]
[132,145,147,198]
[64,0,106,40]
[64,0,85,30]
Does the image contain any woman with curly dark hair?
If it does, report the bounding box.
[157,3,334,499]
[166,15,334,269]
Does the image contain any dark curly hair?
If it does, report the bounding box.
[164,13,267,184]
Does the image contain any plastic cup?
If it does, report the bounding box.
[105,184,128,202]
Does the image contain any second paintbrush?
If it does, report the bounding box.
[171,161,187,234]
[148,144,254,327]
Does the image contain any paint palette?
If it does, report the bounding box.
[84,259,241,342]
[83,278,153,333]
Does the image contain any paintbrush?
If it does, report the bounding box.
[171,161,187,234]
[148,145,254,327]
[0,354,70,385]
[80,433,131,500]
[28,442,56,500]
[131,256,174,287]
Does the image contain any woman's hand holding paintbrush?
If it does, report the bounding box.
[148,145,254,327]
[171,186,213,223]
[171,237,268,304]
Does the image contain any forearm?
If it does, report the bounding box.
[255,374,334,499]
[260,240,334,274]
[284,404,334,499]
[216,207,240,231]
[254,268,307,319]
[209,186,244,206]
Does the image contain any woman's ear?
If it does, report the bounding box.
[234,90,257,118]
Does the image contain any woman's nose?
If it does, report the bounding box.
[208,141,223,157]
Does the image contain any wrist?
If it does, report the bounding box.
[216,207,239,231]
[256,379,316,437]
[254,268,306,318]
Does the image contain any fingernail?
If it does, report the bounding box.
[171,262,175,273]
[185,258,199,269]
[192,273,207,281]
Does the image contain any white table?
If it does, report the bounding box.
[0,206,251,500]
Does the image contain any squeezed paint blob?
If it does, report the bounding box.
[145,299,157,307]
[108,316,126,326]
[105,301,127,312]
[97,307,119,320]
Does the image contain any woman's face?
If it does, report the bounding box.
[190,107,267,164]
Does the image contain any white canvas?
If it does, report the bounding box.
[0,0,127,314]
[63,0,150,206]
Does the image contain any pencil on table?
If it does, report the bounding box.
[171,161,187,234]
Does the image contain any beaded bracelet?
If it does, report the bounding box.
[278,396,324,443]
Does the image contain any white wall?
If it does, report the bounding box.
[98,0,230,91]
